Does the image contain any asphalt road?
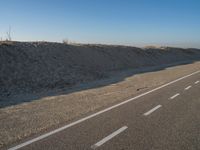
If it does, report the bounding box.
[7,71,200,150]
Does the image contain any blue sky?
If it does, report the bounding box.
[0,0,200,48]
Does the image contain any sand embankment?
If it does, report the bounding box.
[0,42,200,98]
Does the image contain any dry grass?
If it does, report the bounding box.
[0,40,14,46]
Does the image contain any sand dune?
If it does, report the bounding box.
[1,41,200,98]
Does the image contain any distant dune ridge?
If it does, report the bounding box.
[0,41,200,98]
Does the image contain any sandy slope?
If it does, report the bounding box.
[0,42,200,100]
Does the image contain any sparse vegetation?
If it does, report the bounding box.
[62,38,81,46]
[6,26,12,41]
[0,27,13,45]
[63,38,69,44]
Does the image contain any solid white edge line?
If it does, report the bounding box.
[195,80,199,84]
[91,126,128,149]
[143,105,162,116]
[8,70,200,150]
[170,93,180,99]
[185,85,192,90]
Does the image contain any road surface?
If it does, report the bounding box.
[6,71,200,150]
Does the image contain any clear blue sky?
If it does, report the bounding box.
[0,0,200,48]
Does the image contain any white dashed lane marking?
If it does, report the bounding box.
[170,93,180,99]
[185,86,192,90]
[91,126,128,149]
[143,105,162,116]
